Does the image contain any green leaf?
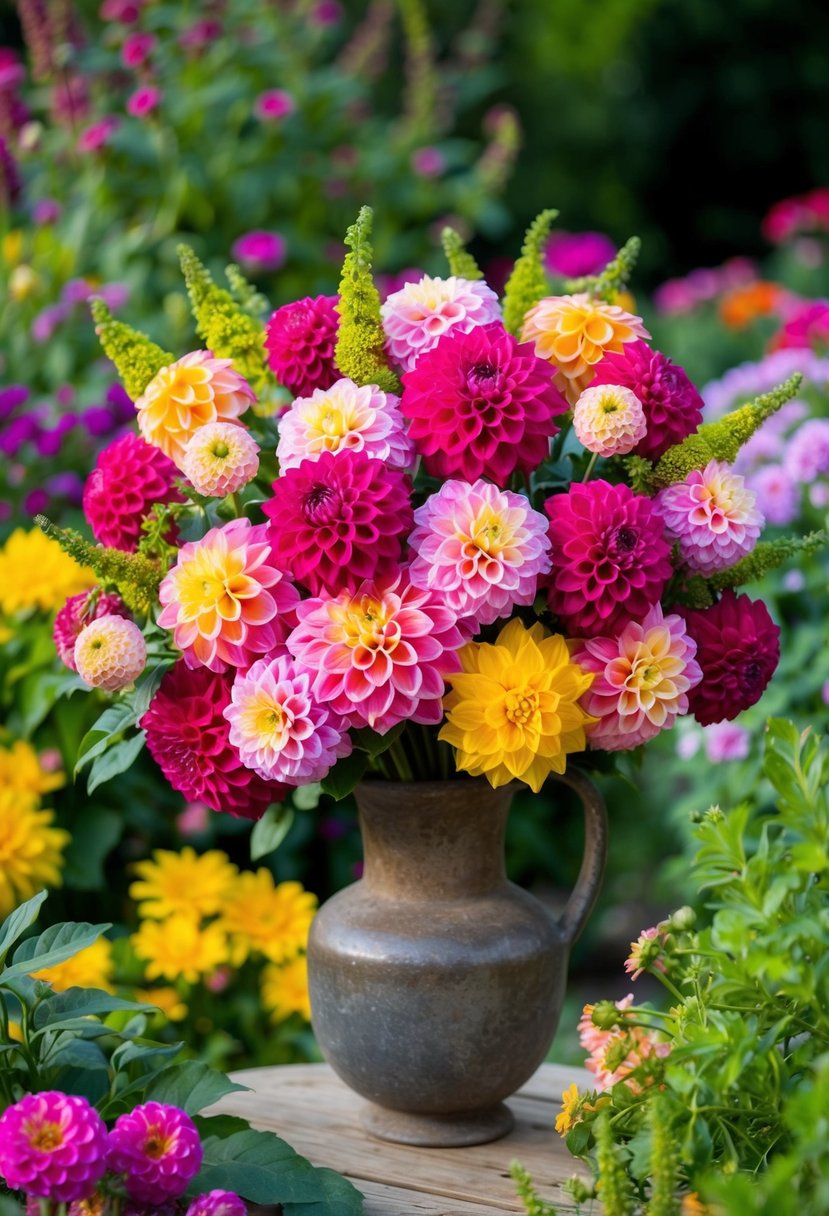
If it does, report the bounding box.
[74,703,138,775]
[48,1037,109,1070]
[63,808,122,890]
[33,987,153,1030]
[87,730,147,793]
[351,721,405,758]
[142,1060,249,1115]
[0,891,47,965]
[321,750,369,801]
[3,921,111,982]
[128,663,169,718]
[293,783,322,811]
[251,804,294,861]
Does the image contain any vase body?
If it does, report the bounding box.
[307,774,606,1147]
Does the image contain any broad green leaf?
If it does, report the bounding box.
[142,1060,249,1114]
[0,891,47,964]
[351,721,405,758]
[48,1037,109,1071]
[34,987,153,1030]
[87,730,147,794]
[293,783,322,811]
[4,922,111,982]
[321,751,368,801]
[75,703,137,775]
[250,804,294,861]
[111,1038,183,1074]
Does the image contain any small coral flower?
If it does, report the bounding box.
[624,926,668,981]
[136,351,255,464]
[572,383,647,457]
[656,459,763,575]
[182,421,260,496]
[74,615,146,691]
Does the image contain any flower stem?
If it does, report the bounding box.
[387,739,415,782]
[582,451,599,482]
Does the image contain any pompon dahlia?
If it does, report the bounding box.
[408,479,551,629]
[83,432,185,552]
[224,655,351,785]
[141,662,289,819]
[681,591,781,726]
[655,459,763,575]
[381,274,501,373]
[181,421,259,497]
[264,295,340,398]
[573,604,702,751]
[158,518,299,672]
[0,1091,109,1203]
[288,572,465,732]
[136,351,255,465]
[186,1192,247,1216]
[107,1102,202,1203]
[74,615,147,691]
[53,589,130,671]
[545,481,673,637]
[400,322,568,484]
[263,448,413,597]
[590,340,704,461]
[276,377,412,470]
[572,383,647,457]
[521,293,650,406]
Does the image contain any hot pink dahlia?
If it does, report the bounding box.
[186,1192,247,1216]
[158,518,300,672]
[83,432,185,552]
[53,589,130,671]
[590,340,704,461]
[655,459,763,575]
[681,591,781,726]
[545,481,673,637]
[276,377,413,470]
[573,604,702,751]
[141,662,288,818]
[408,479,551,629]
[770,299,829,352]
[381,274,501,373]
[287,572,465,732]
[263,448,413,597]
[400,322,568,484]
[107,1102,202,1204]
[224,655,351,784]
[0,1091,109,1203]
[264,295,340,398]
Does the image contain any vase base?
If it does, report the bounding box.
[360,1100,515,1147]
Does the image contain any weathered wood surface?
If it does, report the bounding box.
[215,1061,595,1215]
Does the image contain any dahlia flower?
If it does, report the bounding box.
[218,871,316,965]
[136,351,255,464]
[0,1091,109,1202]
[82,432,185,552]
[288,572,464,732]
[656,459,763,575]
[521,293,649,405]
[53,589,130,671]
[572,605,702,751]
[572,383,647,457]
[130,847,238,921]
[681,591,781,726]
[381,273,501,372]
[140,662,289,819]
[74,615,147,691]
[264,449,413,597]
[440,618,595,792]
[186,1192,247,1216]
[224,655,351,785]
[399,322,568,484]
[181,421,260,497]
[545,481,673,637]
[0,528,94,615]
[107,1102,202,1203]
[408,479,551,629]
[264,295,340,398]
[158,518,299,672]
[261,955,311,1022]
[131,914,229,985]
[770,299,829,351]
[276,377,412,470]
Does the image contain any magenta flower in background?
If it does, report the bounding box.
[682,591,781,726]
[121,31,156,67]
[32,304,70,343]
[77,115,119,152]
[186,1191,247,1216]
[703,721,751,763]
[62,278,93,306]
[127,86,161,118]
[265,295,340,397]
[107,1102,202,1203]
[0,1091,109,1203]
[0,48,25,91]
[97,281,131,311]
[179,20,223,50]
[255,89,295,120]
[100,0,144,20]
[411,146,445,178]
[23,488,50,514]
[231,230,286,274]
[311,0,343,24]
[771,299,829,352]
[545,230,616,278]
[0,385,28,421]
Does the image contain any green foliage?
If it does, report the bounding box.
[334,206,401,393]
[442,226,484,280]
[564,235,642,301]
[90,299,174,401]
[35,516,163,615]
[502,208,559,336]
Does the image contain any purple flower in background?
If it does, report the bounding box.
[375,267,423,302]
[231,230,286,274]
[545,230,616,278]
[255,89,295,121]
[127,86,161,118]
[746,464,799,527]
[98,282,131,311]
[77,116,119,152]
[100,0,144,20]
[179,20,222,50]
[32,304,70,343]
[0,415,38,457]
[311,1,343,25]
[783,419,829,483]
[62,278,93,306]
[703,721,751,763]
[809,482,829,508]
[81,406,118,437]
[411,146,445,178]
[0,385,28,421]
[36,416,78,457]
[121,31,156,67]
[107,382,135,420]
[46,472,84,504]
[24,488,50,515]
[56,385,75,408]
[782,569,805,593]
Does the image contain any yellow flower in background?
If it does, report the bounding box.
[138,986,188,1022]
[2,230,24,266]
[219,871,317,965]
[132,913,230,984]
[0,789,70,918]
[130,847,238,921]
[0,528,94,616]
[0,740,65,799]
[32,938,114,993]
[261,955,311,1023]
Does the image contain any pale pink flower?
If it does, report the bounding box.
[181,421,260,495]
[74,615,146,691]
[381,274,501,373]
[572,383,647,457]
[703,720,750,763]
[276,378,412,471]
[655,459,764,575]
[624,926,668,981]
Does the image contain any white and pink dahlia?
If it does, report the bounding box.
[655,459,764,575]
[74,615,147,691]
[276,377,412,471]
[182,421,260,496]
[572,383,647,457]
[287,572,465,732]
[224,655,351,785]
[408,479,551,630]
[381,274,501,373]
[573,604,702,751]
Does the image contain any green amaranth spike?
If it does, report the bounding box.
[441,227,484,281]
[334,206,401,394]
[501,208,558,336]
[224,263,270,318]
[646,1096,681,1216]
[90,299,173,401]
[594,1114,636,1216]
[709,531,826,591]
[564,235,641,302]
[36,517,162,616]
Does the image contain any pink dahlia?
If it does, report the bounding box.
[400,322,568,484]
[545,230,616,279]
[681,591,781,726]
[287,572,465,732]
[263,448,413,597]
[264,295,340,398]
[545,481,673,637]
[186,1192,247,1216]
[408,479,551,629]
[158,518,299,672]
[381,274,501,373]
[83,432,185,552]
[589,340,704,461]
[276,377,412,471]
[572,604,702,751]
[141,662,288,818]
[107,1102,202,1204]
[53,589,130,671]
[770,299,829,352]
[0,1091,109,1203]
[224,655,351,784]
[655,459,763,575]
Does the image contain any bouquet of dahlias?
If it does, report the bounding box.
[40,207,820,820]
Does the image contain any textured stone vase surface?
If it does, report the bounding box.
[307,772,608,1147]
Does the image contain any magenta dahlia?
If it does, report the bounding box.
[140,662,289,819]
[53,589,130,671]
[107,1102,202,1204]
[399,321,568,484]
[264,295,340,398]
[545,480,673,637]
[186,1192,247,1216]
[264,448,413,597]
[681,591,781,726]
[83,432,185,552]
[0,1091,109,1203]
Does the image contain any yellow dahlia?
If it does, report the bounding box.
[32,938,114,993]
[218,870,317,965]
[129,847,238,921]
[0,529,94,616]
[440,618,595,793]
[261,955,312,1023]
[0,740,64,799]
[131,913,230,984]
[0,789,70,918]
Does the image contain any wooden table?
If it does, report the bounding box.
[217,1061,594,1214]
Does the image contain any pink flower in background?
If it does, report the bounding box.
[107,1103,202,1203]
[381,274,501,373]
[746,464,799,527]
[231,230,286,274]
[265,295,340,397]
[545,231,616,278]
[656,459,763,575]
[179,20,223,50]
[771,299,829,352]
[311,0,343,25]
[703,721,750,763]
[276,378,412,471]
[783,418,829,483]
[177,801,211,837]
[0,49,25,91]
[32,198,62,225]
[53,589,130,671]
[572,383,647,457]
[77,115,118,152]
[121,32,155,67]
[0,1092,109,1202]
[255,89,295,120]
[411,146,445,178]
[128,86,161,117]
[682,591,781,726]
[83,432,185,552]
[100,0,144,20]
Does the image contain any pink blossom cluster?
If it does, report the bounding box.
[763,188,829,244]
[653,257,758,316]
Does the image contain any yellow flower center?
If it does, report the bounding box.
[144,1126,172,1159]
[210,440,230,459]
[177,547,253,623]
[504,688,539,726]
[240,694,286,747]
[27,1121,62,1152]
[339,597,395,651]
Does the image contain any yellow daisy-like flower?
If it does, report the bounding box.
[131,913,230,984]
[555,1082,582,1135]
[0,789,70,918]
[218,871,317,965]
[32,938,114,993]
[261,955,312,1023]
[136,350,254,464]
[0,740,64,799]
[138,986,189,1022]
[439,618,595,793]
[129,847,238,921]
[0,529,94,616]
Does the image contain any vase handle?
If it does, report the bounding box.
[550,768,608,947]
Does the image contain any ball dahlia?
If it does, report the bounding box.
[264,295,340,398]
[53,589,130,671]
[380,274,501,372]
[0,1091,109,1203]
[107,1102,202,1204]
[681,591,781,726]
[136,351,255,465]
[186,1192,247,1216]
[181,421,260,497]
[276,377,412,470]
[655,459,763,575]
[399,322,568,484]
[572,383,647,457]
[74,615,147,691]
[83,432,185,552]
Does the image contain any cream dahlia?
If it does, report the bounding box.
[381,274,501,372]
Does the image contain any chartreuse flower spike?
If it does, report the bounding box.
[36,516,162,616]
[502,208,558,336]
[709,530,826,591]
[565,235,642,302]
[334,206,401,394]
[441,227,484,281]
[90,298,173,401]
